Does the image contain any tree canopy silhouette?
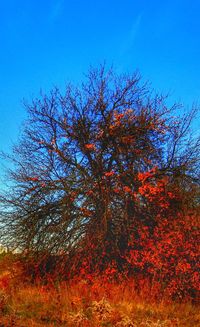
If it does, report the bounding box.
[0,65,199,265]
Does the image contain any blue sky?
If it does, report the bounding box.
[0,0,200,155]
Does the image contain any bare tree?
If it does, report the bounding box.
[0,65,199,262]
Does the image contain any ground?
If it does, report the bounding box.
[0,271,199,327]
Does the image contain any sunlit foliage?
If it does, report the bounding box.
[0,65,199,303]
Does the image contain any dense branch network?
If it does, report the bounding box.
[0,66,199,260]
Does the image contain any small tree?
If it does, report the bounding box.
[0,65,199,270]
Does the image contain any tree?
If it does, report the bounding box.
[0,65,199,269]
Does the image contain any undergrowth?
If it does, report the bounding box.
[0,255,199,327]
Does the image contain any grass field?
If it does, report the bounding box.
[0,268,199,327]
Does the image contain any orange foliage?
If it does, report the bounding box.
[85,143,96,151]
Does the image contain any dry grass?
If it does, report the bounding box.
[0,276,199,327]
[0,254,199,326]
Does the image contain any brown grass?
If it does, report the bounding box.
[0,275,199,327]
[0,253,199,326]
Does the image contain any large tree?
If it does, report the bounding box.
[0,65,199,264]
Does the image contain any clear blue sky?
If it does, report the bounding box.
[0,0,200,154]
